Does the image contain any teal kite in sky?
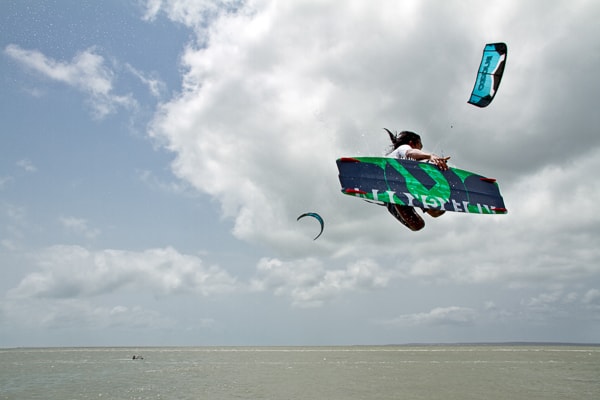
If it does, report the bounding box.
[297,212,324,240]
[468,43,507,107]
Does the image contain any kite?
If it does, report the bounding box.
[297,212,324,240]
[468,42,507,107]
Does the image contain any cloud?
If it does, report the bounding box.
[1,239,18,251]
[382,306,479,327]
[8,245,238,300]
[515,287,600,327]
[1,159,36,191]
[583,289,600,306]
[250,257,392,308]
[59,216,101,239]
[142,0,244,32]
[4,44,136,118]
[0,202,28,247]
[0,176,13,189]
[141,0,600,308]
[125,63,167,98]
[5,244,393,312]
[16,159,37,172]
[0,298,173,330]
[136,169,194,196]
[524,290,565,311]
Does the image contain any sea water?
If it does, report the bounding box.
[1,345,599,399]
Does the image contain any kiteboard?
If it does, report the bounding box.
[336,157,507,215]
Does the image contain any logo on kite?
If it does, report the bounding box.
[297,212,324,240]
[468,42,507,107]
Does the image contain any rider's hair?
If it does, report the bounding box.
[384,128,421,150]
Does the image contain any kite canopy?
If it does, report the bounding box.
[297,212,324,240]
[468,42,507,107]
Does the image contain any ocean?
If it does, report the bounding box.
[1,345,599,399]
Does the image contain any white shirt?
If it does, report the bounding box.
[387,144,413,159]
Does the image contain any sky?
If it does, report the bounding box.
[1,0,599,347]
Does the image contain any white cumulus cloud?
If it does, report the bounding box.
[251,257,392,308]
[8,245,238,299]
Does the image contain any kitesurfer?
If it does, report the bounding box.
[384,129,450,230]
[386,129,449,170]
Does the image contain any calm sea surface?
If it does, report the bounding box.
[1,345,599,399]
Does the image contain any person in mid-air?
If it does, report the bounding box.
[384,128,450,231]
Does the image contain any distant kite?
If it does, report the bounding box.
[297,212,324,240]
[468,43,507,107]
